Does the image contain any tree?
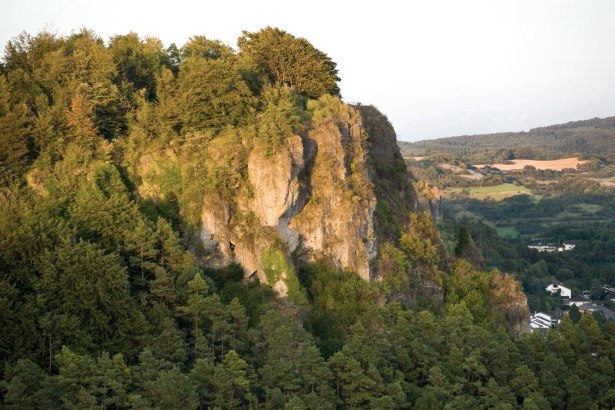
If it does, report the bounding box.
[255,84,303,155]
[415,389,440,410]
[0,76,32,185]
[54,347,130,408]
[568,304,581,323]
[1,359,47,408]
[565,373,591,410]
[66,92,99,152]
[204,293,232,360]
[189,357,216,409]
[179,273,210,358]
[144,367,198,410]
[148,316,189,365]
[34,240,144,355]
[177,56,255,131]
[210,350,255,409]
[155,218,189,275]
[181,35,235,61]
[329,350,374,408]
[108,32,167,100]
[63,29,126,139]
[227,297,249,355]
[238,27,340,98]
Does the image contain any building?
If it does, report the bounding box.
[576,303,615,321]
[528,242,559,253]
[528,240,576,252]
[530,312,553,332]
[551,309,564,325]
[562,240,577,251]
[603,286,615,303]
[567,295,590,307]
[546,282,572,299]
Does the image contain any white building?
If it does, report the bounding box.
[528,240,576,252]
[528,243,559,253]
[546,282,572,299]
[530,312,553,331]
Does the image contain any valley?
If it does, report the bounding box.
[402,117,615,317]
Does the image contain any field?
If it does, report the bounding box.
[447,183,534,201]
[444,192,614,240]
[475,157,588,171]
[590,177,615,187]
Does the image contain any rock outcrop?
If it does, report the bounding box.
[198,99,379,293]
[138,97,417,296]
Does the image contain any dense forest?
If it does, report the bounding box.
[438,210,615,313]
[2,28,615,409]
[400,116,615,162]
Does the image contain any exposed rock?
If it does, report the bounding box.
[489,270,531,336]
[138,99,414,294]
[355,105,418,241]
[289,105,377,280]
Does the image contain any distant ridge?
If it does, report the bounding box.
[400,115,615,158]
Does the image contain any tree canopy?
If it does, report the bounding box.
[238,27,340,98]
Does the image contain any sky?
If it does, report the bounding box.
[2,0,615,141]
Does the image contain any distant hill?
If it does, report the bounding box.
[400,116,615,160]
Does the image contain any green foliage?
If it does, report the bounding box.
[0,76,33,185]
[444,191,615,307]
[108,32,168,100]
[177,56,255,131]
[4,26,615,410]
[400,211,443,274]
[255,84,303,155]
[262,247,307,305]
[300,261,378,356]
[181,35,235,61]
[306,94,346,122]
[238,27,340,98]
[262,247,287,284]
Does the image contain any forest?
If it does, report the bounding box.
[400,116,615,163]
[1,27,615,409]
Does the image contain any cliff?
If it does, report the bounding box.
[138,96,414,299]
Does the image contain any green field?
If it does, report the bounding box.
[495,226,519,239]
[448,183,534,201]
[574,203,603,213]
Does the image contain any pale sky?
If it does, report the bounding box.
[2,0,615,141]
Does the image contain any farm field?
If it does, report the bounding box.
[447,183,534,200]
[444,191,615,240]
[475,157,588,171]
[590,177,615,187]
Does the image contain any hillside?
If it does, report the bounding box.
[400,115,615,161]
[2,28,615,409]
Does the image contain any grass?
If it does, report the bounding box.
[261,247,307,305]
[495,226,519,239]
[448,183,534,201]
[574,203,603,214]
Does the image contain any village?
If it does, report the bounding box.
[530,282,615,331]
[527,240,577,253]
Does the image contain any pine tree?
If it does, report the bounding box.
[179,273,210,359]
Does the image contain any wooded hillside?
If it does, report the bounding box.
[1,28,615,409]
[401,116,615,161]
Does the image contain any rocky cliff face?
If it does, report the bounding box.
[138,98,417,297]
[191,99,391,295]
[489,270,531,336]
